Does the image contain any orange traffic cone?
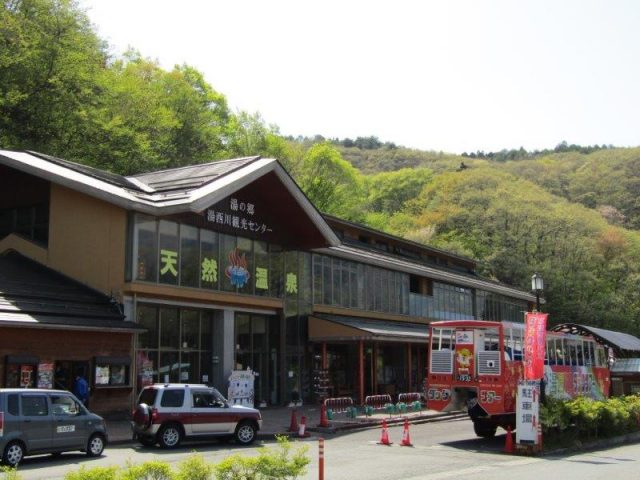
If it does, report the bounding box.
[504,425,514,454]
[378,419,392,445]
[288,408,299,432]
[319,404,329,428]
[400,418,413,447]
[298,415,310,437]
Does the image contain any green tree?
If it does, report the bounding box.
[298,143,364,221]
[0,0,107,154]
[365,167,433,213]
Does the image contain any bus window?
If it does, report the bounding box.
[596,346,606,367]
[585,341,594,366]
[576,341,584,366]
[483,329,499,351]
[546,338,556,365]
[432,328,454,351]
[556,338,567,365]
[568,341,577,366]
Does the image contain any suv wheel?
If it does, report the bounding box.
[158,424,183,449]
[138,436,157,447]
[86,434,105,457]
[234,421,257,445]
[2,441,24,467]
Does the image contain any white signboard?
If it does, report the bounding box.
[228,369,256,407]
[455,330,474,345]
[516,380,541,445]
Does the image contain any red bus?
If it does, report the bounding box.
[426,320,611,437]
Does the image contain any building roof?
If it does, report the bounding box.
[0,150,340,248]
[551,323,640,356]
[310,313,429,343]
[0,251,143,333]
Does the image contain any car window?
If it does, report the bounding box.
[160,389,185,408]
[21,395,48,416]
[138,388,157,406]
[7,394,19,416]
[51,395,81,416]
[192,391,221,408]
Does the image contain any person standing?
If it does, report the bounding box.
[73,374,89,406]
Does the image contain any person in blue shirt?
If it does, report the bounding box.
[73,374,89,406]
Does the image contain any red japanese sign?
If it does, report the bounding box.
[524,312,548,380]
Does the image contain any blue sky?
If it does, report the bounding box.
[80,0,640,154]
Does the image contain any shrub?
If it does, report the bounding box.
[175,454,213,480]
[119,461,175,480]
[63,466,118,480]
[542,394,640,447]
[214,436,309,480]
[0,466,23,480]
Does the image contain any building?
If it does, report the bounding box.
[0,150,536,415]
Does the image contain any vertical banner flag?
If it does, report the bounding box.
[524,312,548,380]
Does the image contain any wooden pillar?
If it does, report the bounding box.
[322,342,328,369]
[407,343,412,392]
[373,342,378,394]
[359,340,365,405]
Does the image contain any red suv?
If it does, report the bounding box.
[131,384,262,448]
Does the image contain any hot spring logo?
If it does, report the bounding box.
[225,248,251,288]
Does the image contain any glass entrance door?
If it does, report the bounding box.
[234,313,278,406]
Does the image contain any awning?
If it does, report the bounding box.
[551,323,640,356]
[309,314,429,343]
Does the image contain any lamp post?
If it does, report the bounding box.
[531,273,543,312]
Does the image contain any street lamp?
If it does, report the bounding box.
[531,273,543,312]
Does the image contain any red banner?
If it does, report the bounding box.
[524,312,548,380]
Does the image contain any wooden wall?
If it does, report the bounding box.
[0,327,133,417]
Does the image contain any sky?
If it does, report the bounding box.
[79,0,640,154]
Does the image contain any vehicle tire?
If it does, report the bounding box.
[158,424,183,449]
[138,436,157,447]
[133,403,152,429]
[2,441,25,467]
[473,420,497,438]
[86,433,106,457]
[234,421,257,445]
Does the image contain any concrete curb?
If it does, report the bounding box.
[541,430,640,456]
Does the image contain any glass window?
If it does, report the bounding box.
[51,395,81,415]
[180,224,199,287]
[159,220,179,285]
[201,311,213,353]
[200,229,219,290]
[159,352,180,383]
[269,244,283,298]
[135,216,158,282]
[7,394,19,416]
[160,308,180,349]
[137,305,158,349]
[181,310,200,350]
[220,234,237,292]
[192,391,220,408]
[341,260,350,308]
[236,237,253,294]
[322,256,332,305]
[255,241,270,296]
[95,363,129,386]
[21,396,48,416]
[160,389,185,408]
[357,264,365,310]
[332,257,342,306]
[313,254,323,304]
